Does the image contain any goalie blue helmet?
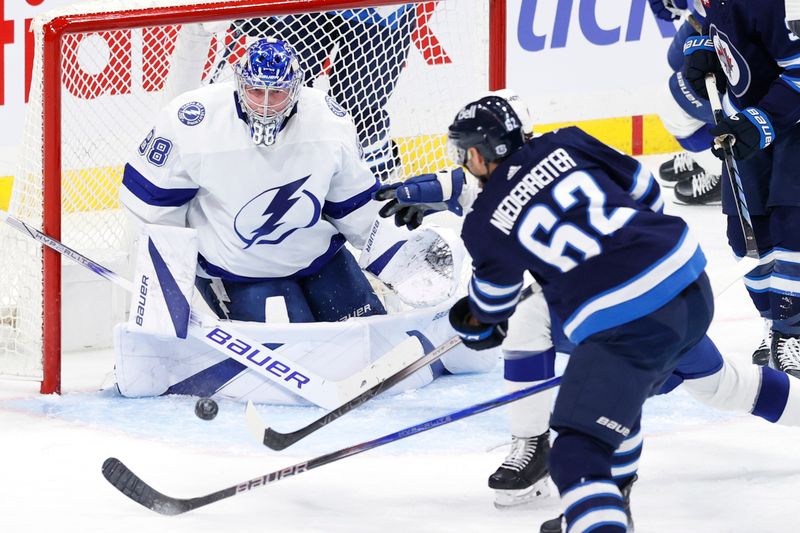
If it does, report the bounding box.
[234,39,303,146]
[446,95,525,168]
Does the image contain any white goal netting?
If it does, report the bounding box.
[0,0,495,389]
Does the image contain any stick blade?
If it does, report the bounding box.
[102,457,192,516]
[244,400,271,443]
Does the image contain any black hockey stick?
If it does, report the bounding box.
[102,375,561,515]
[704,74,759,259]
[246,284,539,451]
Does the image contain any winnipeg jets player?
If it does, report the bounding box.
[121,39,386,324]
[377,90,562,508]
[382,95,800,531]
[682,0,800,378]
[647,0,723,206]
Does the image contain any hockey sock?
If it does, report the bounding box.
[559,479,628,533]
[611,418,642,487]
[550,431,626,533]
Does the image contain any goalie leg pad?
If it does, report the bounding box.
[128,224,197,339]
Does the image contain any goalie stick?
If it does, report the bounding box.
[246,284,539,450]
[101,375,562,515]
[0,209,426,409]
[704,73,760,260]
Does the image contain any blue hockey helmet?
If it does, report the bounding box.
[446,96,525,167]
[234,39,303,145]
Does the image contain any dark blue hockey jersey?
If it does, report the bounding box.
[704,0,800,131]
[462,127,706,344]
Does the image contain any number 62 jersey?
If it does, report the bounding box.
[462,127,707,344]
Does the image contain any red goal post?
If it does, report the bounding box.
[1,0,506,394]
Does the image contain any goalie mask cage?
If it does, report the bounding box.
[0,0,505,394]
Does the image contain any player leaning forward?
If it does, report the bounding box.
[115,38,491,402]
[440,96,800,532]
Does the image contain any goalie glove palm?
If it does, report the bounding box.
[449,296,508,351]
[374,168,466,229]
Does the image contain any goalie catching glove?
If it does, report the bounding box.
[449,296,508,351]
[374,168,466,229]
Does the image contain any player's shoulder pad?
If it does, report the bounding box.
[300,87,353,121]
[163,82,232,130]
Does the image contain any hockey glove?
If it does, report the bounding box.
[374,168,466,229]
[709,107,775,161]
[647,0,688,21]
[448,296,508,351]
[682,35,726,99]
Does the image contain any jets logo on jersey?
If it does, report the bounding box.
[178,102,206,126]
[710,26,751,97]
[234,176,321,248]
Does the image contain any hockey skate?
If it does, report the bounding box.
[539,475,637,533]
[753,321,772,366]
[658,153,704,187]
[489,431,551,509]
[673,171,721,206]
[770,331,800,378]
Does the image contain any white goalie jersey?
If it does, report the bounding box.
[120,84,380,280]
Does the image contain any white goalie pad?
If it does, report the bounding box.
[128,224,198,339]
[114,296,496,404]
[359,217,466,308]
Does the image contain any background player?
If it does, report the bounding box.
[230,7,415,181]
[164,8,416,182]
[682,0,800,377]
[647,0,722,206]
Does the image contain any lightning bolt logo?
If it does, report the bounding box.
[234,175,321,248]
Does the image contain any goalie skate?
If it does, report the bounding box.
[489,431,551,509]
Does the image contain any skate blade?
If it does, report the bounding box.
[671,199,722,206]
[493,478,551,510]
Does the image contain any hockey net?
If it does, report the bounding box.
[0,0,503,393]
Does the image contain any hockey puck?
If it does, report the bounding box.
[194,397,219,420]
